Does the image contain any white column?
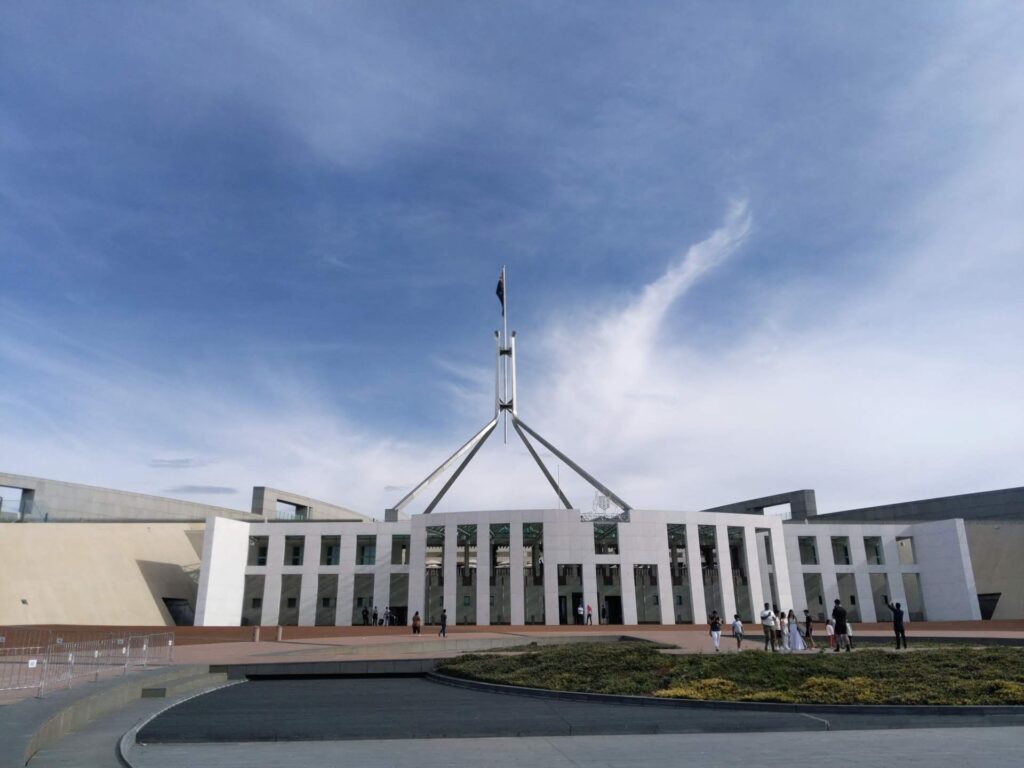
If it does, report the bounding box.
[509,521,524,625]
[476,524,491,626]
[617,561,636,625]
[407,523,427,625]
[336,535,356,626]
[543,554,559,626]
[260,534,285,626]
[443,524,457,623]
[582,563,599,625]
[685,522,707,624]
[769,521,794,612]
[298,534,319,626]
[847,533,876,622]
[715,525,737,620]
[742,526,764,622]
[373,532,392,619]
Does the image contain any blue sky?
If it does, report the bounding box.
[2,3,1022,516]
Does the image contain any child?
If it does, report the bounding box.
[731,614,744,650]
[846,621,855,651]
[825,618,835,649]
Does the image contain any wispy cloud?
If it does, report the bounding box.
[149,458,209,469]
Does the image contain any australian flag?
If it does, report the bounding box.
[496,271,505,315]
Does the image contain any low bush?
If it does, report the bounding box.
[437,642,1024,705]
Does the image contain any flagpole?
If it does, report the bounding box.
[502,265,508,443]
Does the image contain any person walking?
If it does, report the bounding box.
[787,610,805,651]
[731,614,744,650]
[709,611,723,652]
[831,599,851,652]
[802,609,817,649]
[576,603,585,625]
[586,604,593,625]
[438,608,448,638]
[760,603,777,651]
[884,596,908,649]
[411,611,421,635]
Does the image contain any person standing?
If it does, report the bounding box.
[731,614,744,650]
[802,609,817,649]
[709,611,723,652]
[760,603,777,651]
[787,610,805,651]
[846,620,855,650]
[772,604,784,649]
[831,599,851,652]
[411,611,421,635]
[780,611,790,651]
[884,597,908,649]
[825,619,835,649]
[576,603,585,625]
[361,606,370,626]
[372,606,379,626]
[586,604,593,625]
[384,607,391,626]
[438,608,448,638]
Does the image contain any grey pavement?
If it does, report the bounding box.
[138,677,1024,743]
[129,727,1024,768]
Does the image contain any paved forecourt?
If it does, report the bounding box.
[128,727,1024,768]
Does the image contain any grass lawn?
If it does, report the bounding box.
[437,641,1024,705]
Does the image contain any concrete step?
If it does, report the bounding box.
[141,672,228,699]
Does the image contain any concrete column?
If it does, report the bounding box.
[768,521,794,612]
[298,537,319,626]
[621,563,638,625]
[685,522,707,624]
[407,524,427,625]
[742,526,764,622]
[260,534,285,626]
[476,525,491,626]
[651,550,674,626]
[715,525,737,620]
[443,524,457,623]
[373,532,392,619]
[847,535,876,622]
[543,553,559,626]
[336,535,357,626]
[582,563,599,626]
[509,522,524,625]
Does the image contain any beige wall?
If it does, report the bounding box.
[0,522,205,626]
[965,522,1024,620]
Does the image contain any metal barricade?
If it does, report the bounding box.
[0,632,176,697]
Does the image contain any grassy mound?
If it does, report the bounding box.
[437,641,1024,705]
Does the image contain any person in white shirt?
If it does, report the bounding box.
[731,614,744,650]
[759,603,777,652]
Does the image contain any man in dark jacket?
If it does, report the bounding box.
[831,599,851,652]
[884,596,907,649]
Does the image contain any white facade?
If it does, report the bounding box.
[195,507,983,627]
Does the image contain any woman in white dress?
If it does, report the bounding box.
[780,611,790,650]
[787,609,806,651]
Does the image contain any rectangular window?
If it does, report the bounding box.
[896,537,917,565]
[798,536,818,565]
[391,535,410,565]
[830,536,852,566]
[279,574,301,626]
[490,523,511,625]
[284,536,304,567]
[242,575,265,626]
[356,535,377,566]
[316,574,338,626]
[320,535,340,566]
[863,536,885,565]
[593,523,619,554]
[248,536,269,566]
